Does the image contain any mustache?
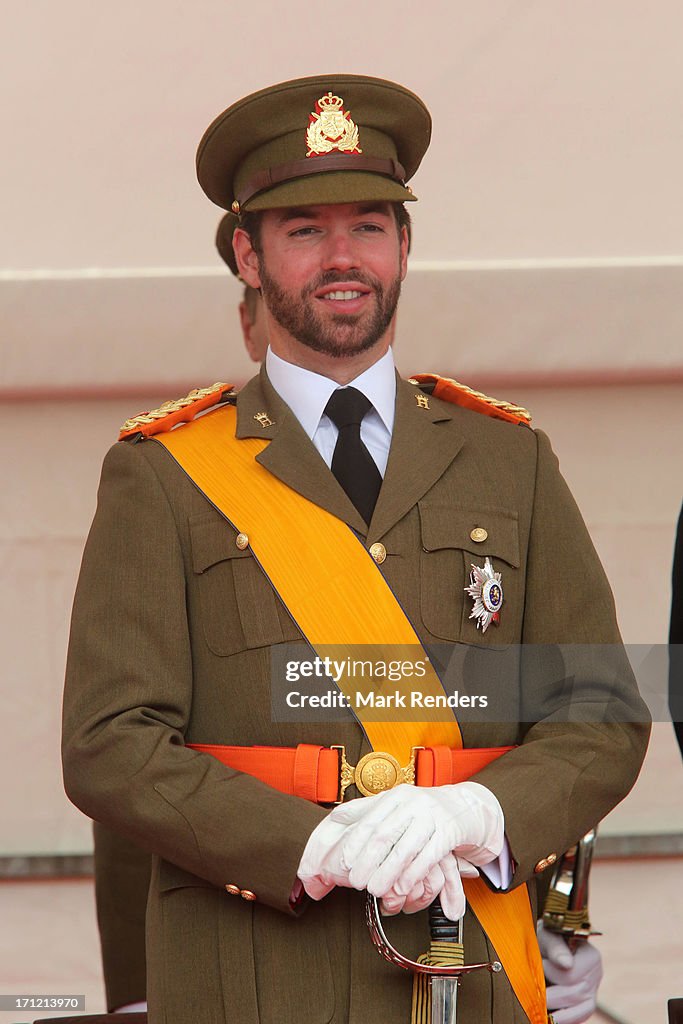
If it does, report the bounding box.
[303,270,380,296]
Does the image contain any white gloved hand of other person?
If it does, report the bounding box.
[327,781,504,905]
[538,923,603,1024]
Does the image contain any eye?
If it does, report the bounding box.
[287,225,321,238]
[355,222,386,233]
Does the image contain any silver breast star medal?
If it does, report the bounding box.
[465,557,503,632]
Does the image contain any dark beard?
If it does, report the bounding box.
[258,266,401,359]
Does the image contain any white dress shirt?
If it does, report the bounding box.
[265,346,395,475]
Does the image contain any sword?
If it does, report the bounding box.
[429,898,464,1024]
[366,893,501,1024]
[542,828,600,950]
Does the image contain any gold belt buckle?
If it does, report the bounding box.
[331,746,423,802]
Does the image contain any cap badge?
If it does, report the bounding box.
[465,556,503,633]
[306,92,362,158]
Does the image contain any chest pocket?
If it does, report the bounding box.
[419,503,522,644]
[190,510,300,657]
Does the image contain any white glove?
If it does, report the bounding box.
[380,853,479,919]
[297,812,354,900]
[538,923,603,1024]
[329,781,504,903]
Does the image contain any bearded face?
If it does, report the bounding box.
[258,262,402,360]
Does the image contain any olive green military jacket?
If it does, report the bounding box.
[62,370,649,1024]
[93,821,150,1012]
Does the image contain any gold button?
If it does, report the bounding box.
[225,884,240,896]
[240,889,257,901]
[546,853,557,866]
[231,200,240,214]
[369,542,386,564]
[235,533,249,550]
[534,858,549,874]
[470,527,488,543]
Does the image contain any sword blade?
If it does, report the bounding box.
[431,975,459,1024]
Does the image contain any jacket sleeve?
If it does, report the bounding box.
[470,428,650,885]
[62,441,326,914]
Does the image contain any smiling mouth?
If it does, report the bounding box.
[320,290,365,301]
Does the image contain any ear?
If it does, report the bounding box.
[399,225,409,281]
[233,227,261,289]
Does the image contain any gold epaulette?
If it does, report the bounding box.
[119,382,237,441]
[408,373,531,426]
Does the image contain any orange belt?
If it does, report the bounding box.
[187,741,513,802]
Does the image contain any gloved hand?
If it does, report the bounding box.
[328,781,504,904]
[297,812,354,900]
[380,853,479,920]
[538,923,603,1024]
[296,813,473,908]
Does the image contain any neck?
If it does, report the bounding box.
[266,323,396,385]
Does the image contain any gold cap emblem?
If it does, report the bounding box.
[306,92,362,158]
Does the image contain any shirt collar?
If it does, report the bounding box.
[265,346,396,440]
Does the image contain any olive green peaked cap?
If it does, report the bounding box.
[196,74,431,213]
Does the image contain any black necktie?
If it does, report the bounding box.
[324,387,382,526]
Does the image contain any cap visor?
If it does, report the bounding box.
[244,171,416,211]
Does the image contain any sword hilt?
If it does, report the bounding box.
[365,894,501,977]
[429,897,462,943]
[543,828,601,948]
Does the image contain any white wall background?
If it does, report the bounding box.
[2,0,682,855]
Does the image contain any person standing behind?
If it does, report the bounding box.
[670,501,683,758]
[92,217,267,1015]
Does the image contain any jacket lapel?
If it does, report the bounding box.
[368,375,464,542]
[236,366,368,534]
[235,367,464,541]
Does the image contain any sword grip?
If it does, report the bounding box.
[429,898,462,942]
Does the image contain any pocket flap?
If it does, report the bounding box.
[157,856,215,893]
[190,511,250,573]
[419,503,520,568]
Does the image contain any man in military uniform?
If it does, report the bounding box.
[63,75,649,1024]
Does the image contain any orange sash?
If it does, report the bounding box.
[154,405,547,1024]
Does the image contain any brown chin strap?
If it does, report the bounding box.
[233,153,407,210]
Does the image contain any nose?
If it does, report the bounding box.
[320,228,359,273]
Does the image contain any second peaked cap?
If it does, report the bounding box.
[196,74,431,214]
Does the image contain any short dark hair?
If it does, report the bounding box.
[239,201,412,256]
[238,210,264,257]
[397,203,412,253]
